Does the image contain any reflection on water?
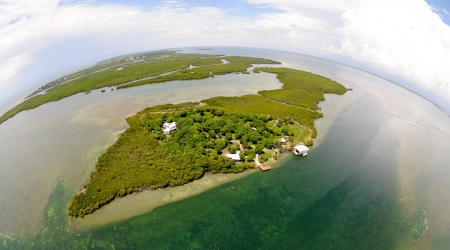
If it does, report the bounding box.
[1,47,450,249]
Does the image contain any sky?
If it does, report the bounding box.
[1,0,450,113]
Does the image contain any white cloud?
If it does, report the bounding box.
[332,1,450,94]
[0,54,33,93]
[248,0,450,107]
[0,1,257,102]
[0,0,450,111]
[428,4,450,19]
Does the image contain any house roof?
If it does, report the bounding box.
[163,122,177,129]
[226,153,241,161]
[293,145,309,151]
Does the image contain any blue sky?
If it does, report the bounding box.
[425,0,450,25]
[1,0,450,114]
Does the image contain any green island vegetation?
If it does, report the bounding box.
[116,56,277,89]
[64,50,177,80]
[68,66,347,218]
[256,67,348,110]
[67,102,307,218]
[0,53,279,125]
[204,95,321,139]
[64,61,125,80]
[65,59,127,80]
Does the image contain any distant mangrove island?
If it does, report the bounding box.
[0,52,279,125]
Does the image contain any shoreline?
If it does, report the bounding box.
[71,149,295,231]
[70,168,258,230]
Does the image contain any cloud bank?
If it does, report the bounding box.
[1,0,449,112]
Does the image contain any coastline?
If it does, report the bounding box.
[71,148,296,231]
[70,169,258,230]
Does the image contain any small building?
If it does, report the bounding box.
[226,152,241,161]
[162,122,177,135]
[293,145,309,156]
[280,138,287,144]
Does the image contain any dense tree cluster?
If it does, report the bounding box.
[204,95,321,140]
[68,104,294,218]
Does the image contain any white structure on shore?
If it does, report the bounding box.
[226,151,241,161]
[293,145,309,156]
[162,122,177,135]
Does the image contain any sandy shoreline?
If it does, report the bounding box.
[71,168,258,231]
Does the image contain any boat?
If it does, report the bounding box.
[293,145,309,156]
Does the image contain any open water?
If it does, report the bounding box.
[1,47,450,249]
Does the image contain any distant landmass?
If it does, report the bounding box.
[0,52,278,125]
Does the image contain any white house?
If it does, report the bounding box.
[162,122,177,135]
[226,152,241,161]
[293,145,309,156]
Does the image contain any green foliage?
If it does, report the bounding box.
[245,149,256,162]
[255,144,265,154]
[260,152,272,162]
[0,54,279,125]
[203,67,348,143]
[65,63,121,80]
[117,56,280,89]
[68,105,288,218]
[228,144,238,154]
[305,139,314,147]
[256,67,347,110]
[204,95,321,132]
[66,51,173,80]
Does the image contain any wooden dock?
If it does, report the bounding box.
[255,154,271,171]
[258,165,271,171]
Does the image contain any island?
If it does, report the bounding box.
[66,65,348,218]
[0,50,348,218]
[0,52,280,125]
